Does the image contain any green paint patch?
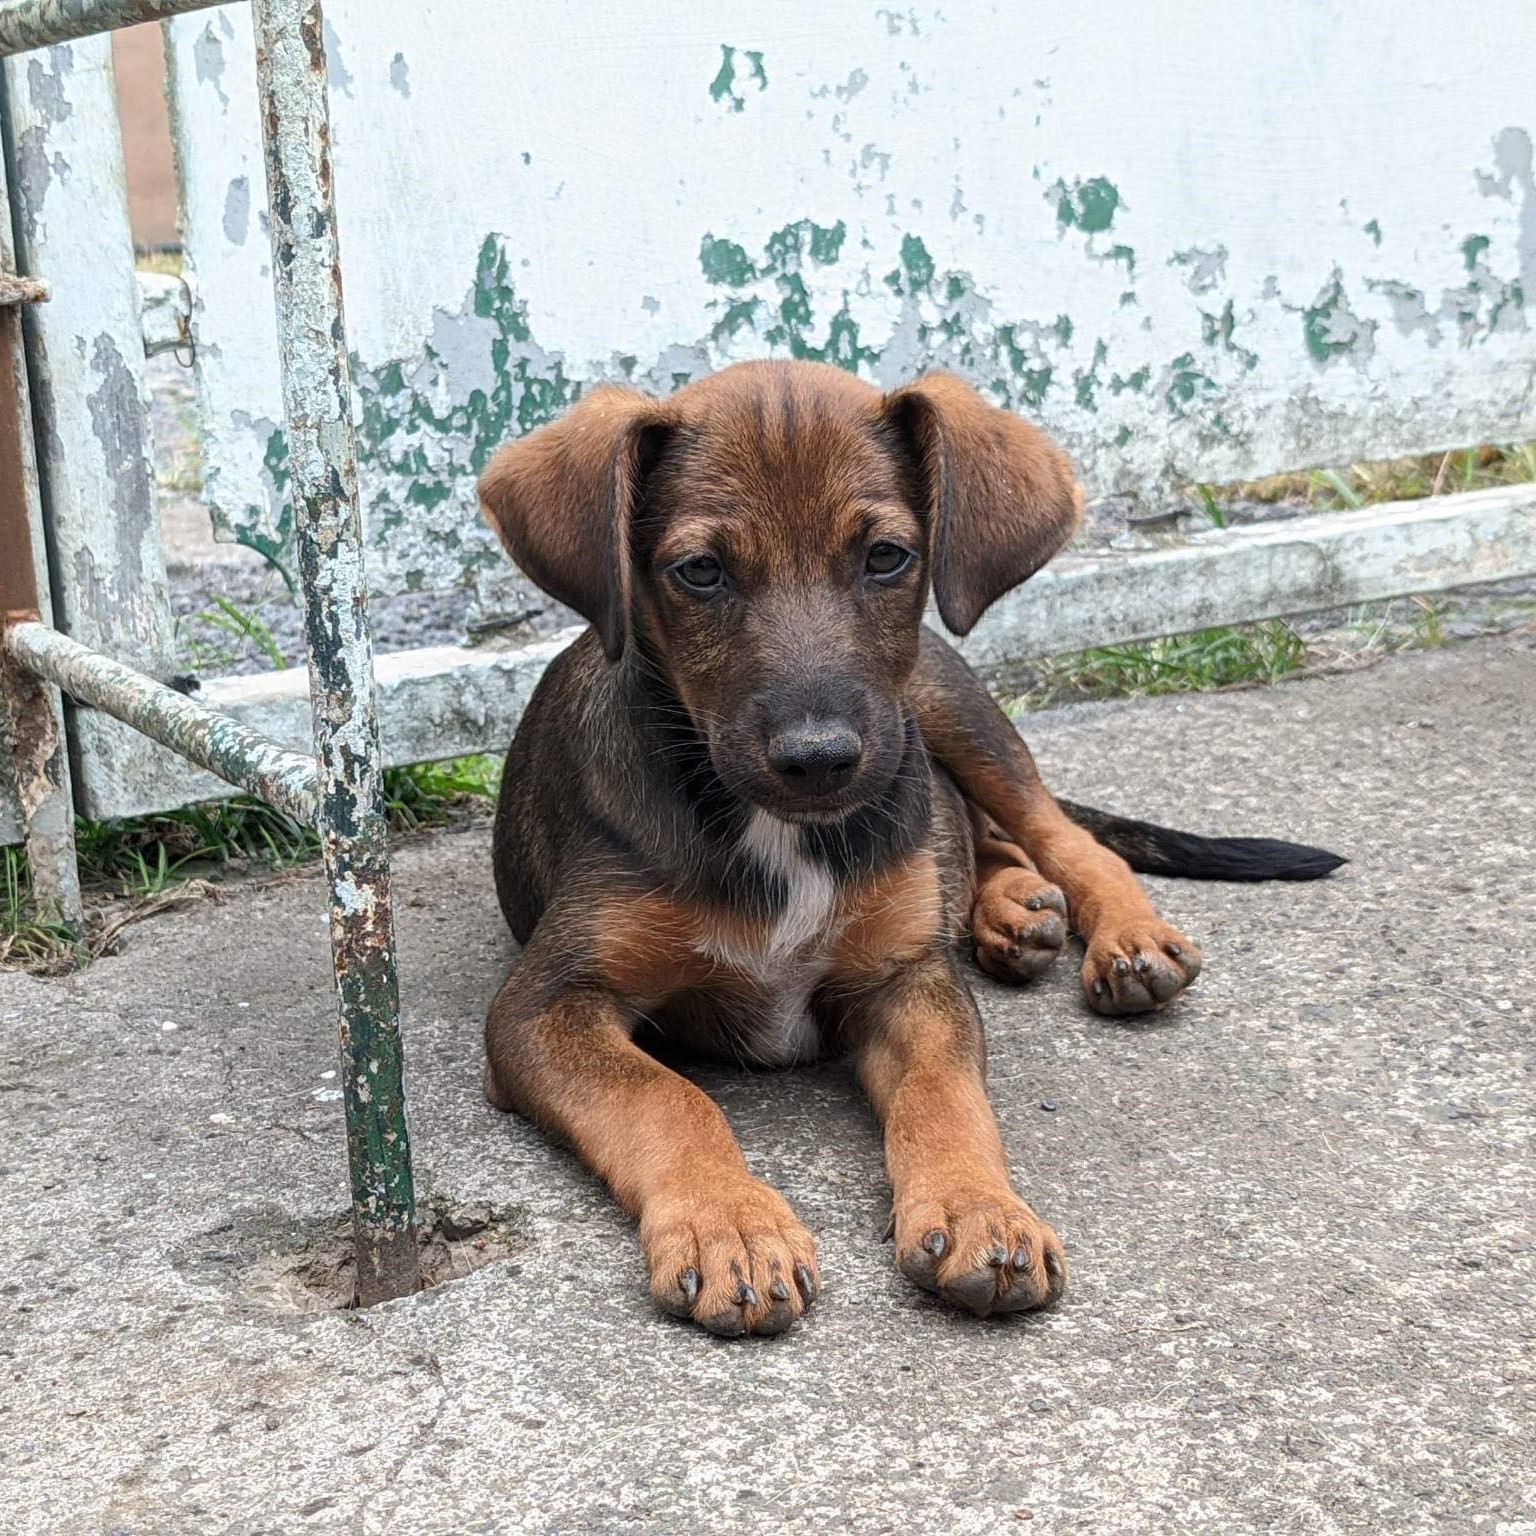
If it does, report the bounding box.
[709,45,767,112]
[1300,269,1374,364]
[1073,338,1108,411]
[703,220,845,290]
[1462,234,1490,272]
[1107,244,1135,274]
[709,297,761,343]
[1200,301,1259,371]
[1364,218,1382,246]
[1050,175,1121,234]
[340,233,583,591]
[699,223,1068,406]
[900,233,935,292]
[1109,366,1149,396]
[702,218,874,370]
[699,235,757,287]
[1164,352,1219,419]
[766,218,846,268]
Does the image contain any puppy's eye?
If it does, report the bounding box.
[865,542,913,579]
[671,554,725,594]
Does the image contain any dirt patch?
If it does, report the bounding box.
[169,1194,526,1313]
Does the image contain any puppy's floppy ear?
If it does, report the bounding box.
[478,387,672,661]
[883,371,1082,635]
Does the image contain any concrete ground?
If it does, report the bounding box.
[2,636,1533,1535]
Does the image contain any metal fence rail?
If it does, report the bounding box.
[3,620,320,820]
[0,0,222,53]
[0,0,420,1303]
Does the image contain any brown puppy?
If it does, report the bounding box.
[477,361,1342,1336]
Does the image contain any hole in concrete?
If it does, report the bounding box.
[169,1195,526,1314]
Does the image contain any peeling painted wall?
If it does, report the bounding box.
[164,1,1536,623]
[2,35,178,820]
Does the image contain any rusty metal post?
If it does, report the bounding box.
[0,141,78,929]
[250,0,420,1304]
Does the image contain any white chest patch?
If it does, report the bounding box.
[691,810,839,1066]
[740,810,838,956]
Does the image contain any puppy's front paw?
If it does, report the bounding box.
[894,1186,1066,1317]
[640,1177,819,1337]
[1082,919,1202,1015]
[971,869,1068,982]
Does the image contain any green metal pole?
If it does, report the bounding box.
[250,0,420,1305]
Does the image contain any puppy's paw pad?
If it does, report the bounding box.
[1082,921,1202,1016]
[895,1190,1066,1316]
[972,871,1067,983]
[642,1178,819,1337]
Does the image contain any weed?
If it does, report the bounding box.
[177,590,292,676]
[384,756,501,830]
[1196,440,1535,515]
[1,847,84,973]
[1194,484,1227,529]
[1012,621,1308,711]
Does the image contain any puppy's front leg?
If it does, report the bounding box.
[845,951,1066,1316]
[486,959,819,1336]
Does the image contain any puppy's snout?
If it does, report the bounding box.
[766,721,864,797]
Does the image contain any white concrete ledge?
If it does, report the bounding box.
[5,483,1534,835]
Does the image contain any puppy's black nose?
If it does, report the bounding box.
[767,722,864,796]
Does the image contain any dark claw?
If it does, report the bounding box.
[1044,1249,1062,1278]
[1092,978,1106,997]
[1012,1247,1032,1271]
[1025,896,1043,911]
[769,1278,790,1302]
[990,1245,1009,1267]
[923,1230,947,1258]
[1133,953,1150,973]
[1166,942,1182,959]
[1113,955,1130,976]
[735,1283,758,1307]
[794,1262,818,1301]
[680,1268,699,1303]
[1007,944,1022,959]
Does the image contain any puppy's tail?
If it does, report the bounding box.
[1056,799,1347,883]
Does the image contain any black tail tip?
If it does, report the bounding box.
[1271,847,1349,881]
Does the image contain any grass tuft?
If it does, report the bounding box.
[1013,621,1308,711]
[1,849,85,974]
[1198,440,1535,514]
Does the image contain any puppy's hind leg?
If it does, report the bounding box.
[966,804,1068,983]
[911,629,1203,1016]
